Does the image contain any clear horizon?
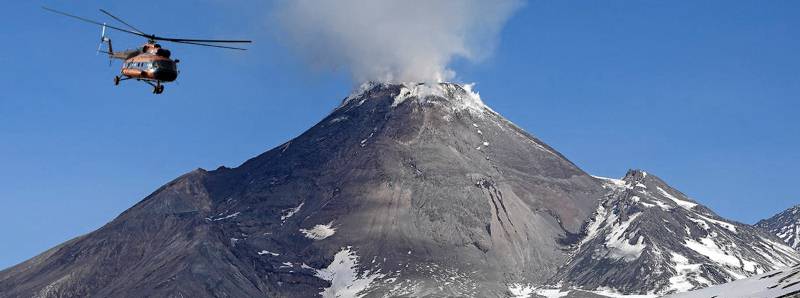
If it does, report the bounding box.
[1,1,798,269]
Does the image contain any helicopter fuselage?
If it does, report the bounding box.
[119,43,178,83]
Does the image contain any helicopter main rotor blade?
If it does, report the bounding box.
[154,37,252,44]
[42,6,150,39]
[99,8,145,34]
[169,40,249,50]
[43,6,251,50]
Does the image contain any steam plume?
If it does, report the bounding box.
[272,0,523,83]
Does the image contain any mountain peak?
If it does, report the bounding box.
[624,169,649,180]
[556,169,800,296]
[340,82,491,116]
[755,204,800,251]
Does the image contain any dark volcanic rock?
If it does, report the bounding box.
[756,204,800,251]
[0,83,605,297]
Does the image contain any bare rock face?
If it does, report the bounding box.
[756,204,800,251]
[549,170,800,296]
[0,83,606,297]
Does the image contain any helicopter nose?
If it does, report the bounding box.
[154,69,178,82]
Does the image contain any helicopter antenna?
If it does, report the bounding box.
[99,9,145,35]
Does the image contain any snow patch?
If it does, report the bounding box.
[668,252,710,292]
[579,203,611,248]
[390,83,488,115]
[507,284,536,298]
[392,83,446,107]
[258,250,280,256]
[696,214,737,233]
[533,287,570,298]
[684,237,741,268]
[651,199,673,211]
[605,213,646,261]
[639,201,657,208]
[314,246,384,298]
[687,217,710,230]
[300,222,336,240]
[657,187,697,209]
[592,176,629,190]
[207,212,240,221]
[591,287,657,298]
[281,202,304,222]
[329,116,348,124]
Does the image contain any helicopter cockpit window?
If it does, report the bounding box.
[155,60,176,70]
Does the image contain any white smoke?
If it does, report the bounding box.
[272,0,523,84]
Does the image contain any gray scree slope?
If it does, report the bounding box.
[0,83,606,297]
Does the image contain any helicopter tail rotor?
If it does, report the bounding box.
[96,23,106,54]
[96,23,113,66]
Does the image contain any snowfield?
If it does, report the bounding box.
[665,265,800,298]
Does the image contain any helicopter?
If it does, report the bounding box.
[43,7,251,94]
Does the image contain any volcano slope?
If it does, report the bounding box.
[0,83,607,297]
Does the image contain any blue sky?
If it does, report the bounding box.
[1,1,797,269]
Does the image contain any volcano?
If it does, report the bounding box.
[2,83,797,298]
[0,83,605,297]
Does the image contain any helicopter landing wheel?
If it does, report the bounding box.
[114,76,120,86]
[153,85,164,94]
